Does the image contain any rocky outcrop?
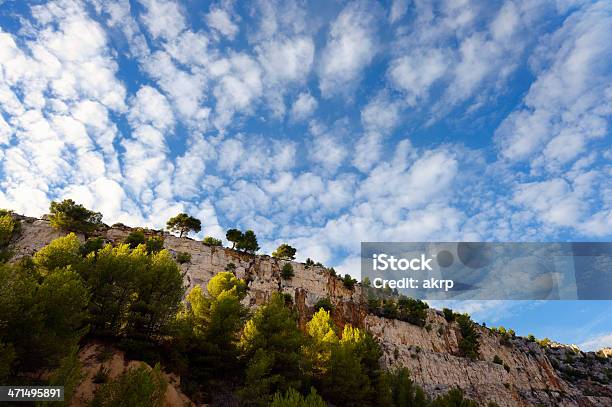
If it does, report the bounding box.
[8,216,612,406]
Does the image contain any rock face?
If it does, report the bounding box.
[8,216,612,406]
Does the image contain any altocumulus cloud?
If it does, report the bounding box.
[0,0,610,282]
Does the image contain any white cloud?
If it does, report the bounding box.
[497,1,612,165]
[138,0,186,40]
[206,8,239,39]
[388,49,448,105]
[129,85,175,130]
[290,92,317,121]
[389,0,408,23]
[319,1,379,96]
[579,332,612,352]
[257,36,314,84]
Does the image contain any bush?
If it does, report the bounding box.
[493,355,503,365]
[0,210,20,248]
[125,229,146,249]
[397,297,429,327]
[342,274,356,289]
[455,314,480,359]
[89,364,167,407]
[270,387,326,407]
[281,263,295,280]
[38,346,83,406]
[146,236,164,253]
[304,258,315,268]
[313,297,333,312]
[527,334,536,342]
[176,252,191,264]
[272,244,297,260]
[49,199,102,235]
[203,236,222,246]
[443,308,455,322]
[81,236,105,256]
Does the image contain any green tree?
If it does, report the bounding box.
[379,368,429,407]
[81,243,183,339]
[270,388,326,407]
[145,236,164,253]
[81,236,105,256]
[166,213,201,237]
[236,229,259,253]
[281,263,295,280]
[455,314,480,360]
[305,309,338,380]
[313,297,333,312]
[203,236,222,246]
[226,228,242,249]
[89,364,167,407]
[33,233,83,275]
[124,229,146,249]
[0,262,89,375]
[37,346,83,407]
[179,273,248,384]
[239,293,304,405]
[49,199,102,235]
[0,209,21,249]
[272,243,297,260]
[431,388,478,407]
[127,249,184,339]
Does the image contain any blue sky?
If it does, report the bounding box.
[0,0,610,349]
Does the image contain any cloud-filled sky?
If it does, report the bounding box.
[0,0,610,349]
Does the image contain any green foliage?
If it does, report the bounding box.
[305,309,338,379]
[49,199,102,234]
[493,355,503,365]
[281,263,295,280]
[0,210,21,250]
[145,236,164,253]
[81,236,105,256]
[179,273,248,385]
[82,244,183,338]
[272,243,297,260]
[124,229,146,249]
[37,346,83,407]
[33,233,83,275]
[527,334,536,342]
[270,387,326,407]
[176,252,191,264]
[342,274,356,289]
[537,337,551,347]
[431,388,478,407]
[305,258,315,268]
[239,293,304,405]
[166,213,201,237]
[455,314,480,360]
[319,325,381,406]
[0,262,89,375]
[313,297,333,312]
[203,236,222,246]
[443,308,455,322]
[226,228,242,249]
[89,364,167,407]
[236,229,259,253]
[381,368,428,407]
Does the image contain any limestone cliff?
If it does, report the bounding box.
[8,216,612,407]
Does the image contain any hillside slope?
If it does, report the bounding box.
[9,216,612,407]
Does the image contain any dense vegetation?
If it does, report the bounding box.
[0,204,486,406]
